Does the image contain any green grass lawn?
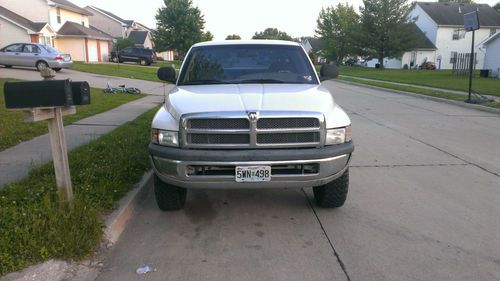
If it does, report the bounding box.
[338,66,500,97]
[72,60,182,82]
[339,76,500,109]
[0,107,157,276]
[0,79,144,151]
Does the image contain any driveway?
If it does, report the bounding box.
[94,81,500,280]
[0,67,166,95]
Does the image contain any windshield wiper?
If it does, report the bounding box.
[238,79,286,84]
[181,79,229,85]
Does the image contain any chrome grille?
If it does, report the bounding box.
[188,118,249,129]
[257,133,320,144]
[189,134,249,144]
[257,118,320,129]
[181,112,325,149]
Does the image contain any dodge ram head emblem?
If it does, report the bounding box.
[248,111,258,121]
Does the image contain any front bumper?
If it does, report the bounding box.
[149,142,354,189]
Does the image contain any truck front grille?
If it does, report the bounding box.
[181,112,324,149]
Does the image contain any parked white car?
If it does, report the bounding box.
[0,43,73,71]
[150,40,353,210]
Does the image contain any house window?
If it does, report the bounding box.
[56,7,61,24]
[452,29,465,40]
[450,52,457,64]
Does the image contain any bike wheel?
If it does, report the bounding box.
[126,88,141,94]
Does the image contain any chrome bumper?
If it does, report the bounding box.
[150,152,351,189]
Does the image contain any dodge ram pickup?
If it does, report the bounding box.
[150,40,353,210]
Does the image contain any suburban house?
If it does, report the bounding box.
[408,2,500,70]
[479,31,500,77]
[83,5,178,60]
[128,30,153,49]
[0,0,113,62]
[365,2,500,69]
[0,6,56,47]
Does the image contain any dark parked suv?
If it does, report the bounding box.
[110,47,154,66]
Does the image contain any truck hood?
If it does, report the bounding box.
[155,84,351,130]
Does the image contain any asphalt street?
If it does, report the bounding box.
[47,79,500,280]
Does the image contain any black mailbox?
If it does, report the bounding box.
[4,80,73,108]
[71,81,90,105]
[4,79,91,109]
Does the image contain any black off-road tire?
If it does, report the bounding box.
[313,169,349,208]
[154,174,187,211]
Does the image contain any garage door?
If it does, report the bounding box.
[87,39,98,62]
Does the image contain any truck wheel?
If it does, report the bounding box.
[140,59,147,66]
[154,174,187,211]
[313,169,349,208]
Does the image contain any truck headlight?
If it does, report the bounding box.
[325,125,352,145]
[151,129,179,147]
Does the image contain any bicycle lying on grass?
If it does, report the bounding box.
[103,82,141,94]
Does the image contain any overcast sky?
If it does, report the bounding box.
[71,0,499,40]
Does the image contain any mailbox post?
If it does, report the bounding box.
[3,70,90,207]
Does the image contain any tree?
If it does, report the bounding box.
[114,38,134,51]
[252,28,293,41]
[494,2,500,11]
[202,31,214,41]
[225,34,242,40]
[359,0,421,69]
[154,0,208,57]
[316,3,360,63]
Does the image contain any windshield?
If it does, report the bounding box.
[178,44,318,85]
[40,45,59,54]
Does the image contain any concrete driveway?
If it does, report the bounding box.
[0,67,167,95]
[93,80,500,281]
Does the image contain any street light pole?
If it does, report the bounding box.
[466,29,475,103]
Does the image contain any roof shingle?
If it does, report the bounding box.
[57,21,112,40]
[51,0,93,16]
[416,2,500,27]
[0,6,48,32]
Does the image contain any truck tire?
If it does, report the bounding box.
[154,174,187,211]
[313,169,349,208]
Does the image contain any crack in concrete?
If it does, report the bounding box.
[343,104,500,178]
[302,189,352,281]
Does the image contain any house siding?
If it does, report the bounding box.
[85,7,125,38]
[49,7,89,31]
[483,37,500,77]
[410,5,438,45]
[401,50,438,68]
[434,27,489,70]
[0,0,49,23]
[0,17,30,46]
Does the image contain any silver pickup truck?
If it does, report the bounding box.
[150,40,353,210]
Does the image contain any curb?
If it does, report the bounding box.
[0,171,154,281]
[335,79,500,115]
[104,170,153,245]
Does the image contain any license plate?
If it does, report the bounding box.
[235,166,271,182]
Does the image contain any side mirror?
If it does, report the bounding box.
[319,64,339,81]
[157,66,176,83]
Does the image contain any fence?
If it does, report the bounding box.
[451,52,477,76]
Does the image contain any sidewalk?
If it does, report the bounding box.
[0,67,168,96]
[340,75,500,102]
[0,94,166,188]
